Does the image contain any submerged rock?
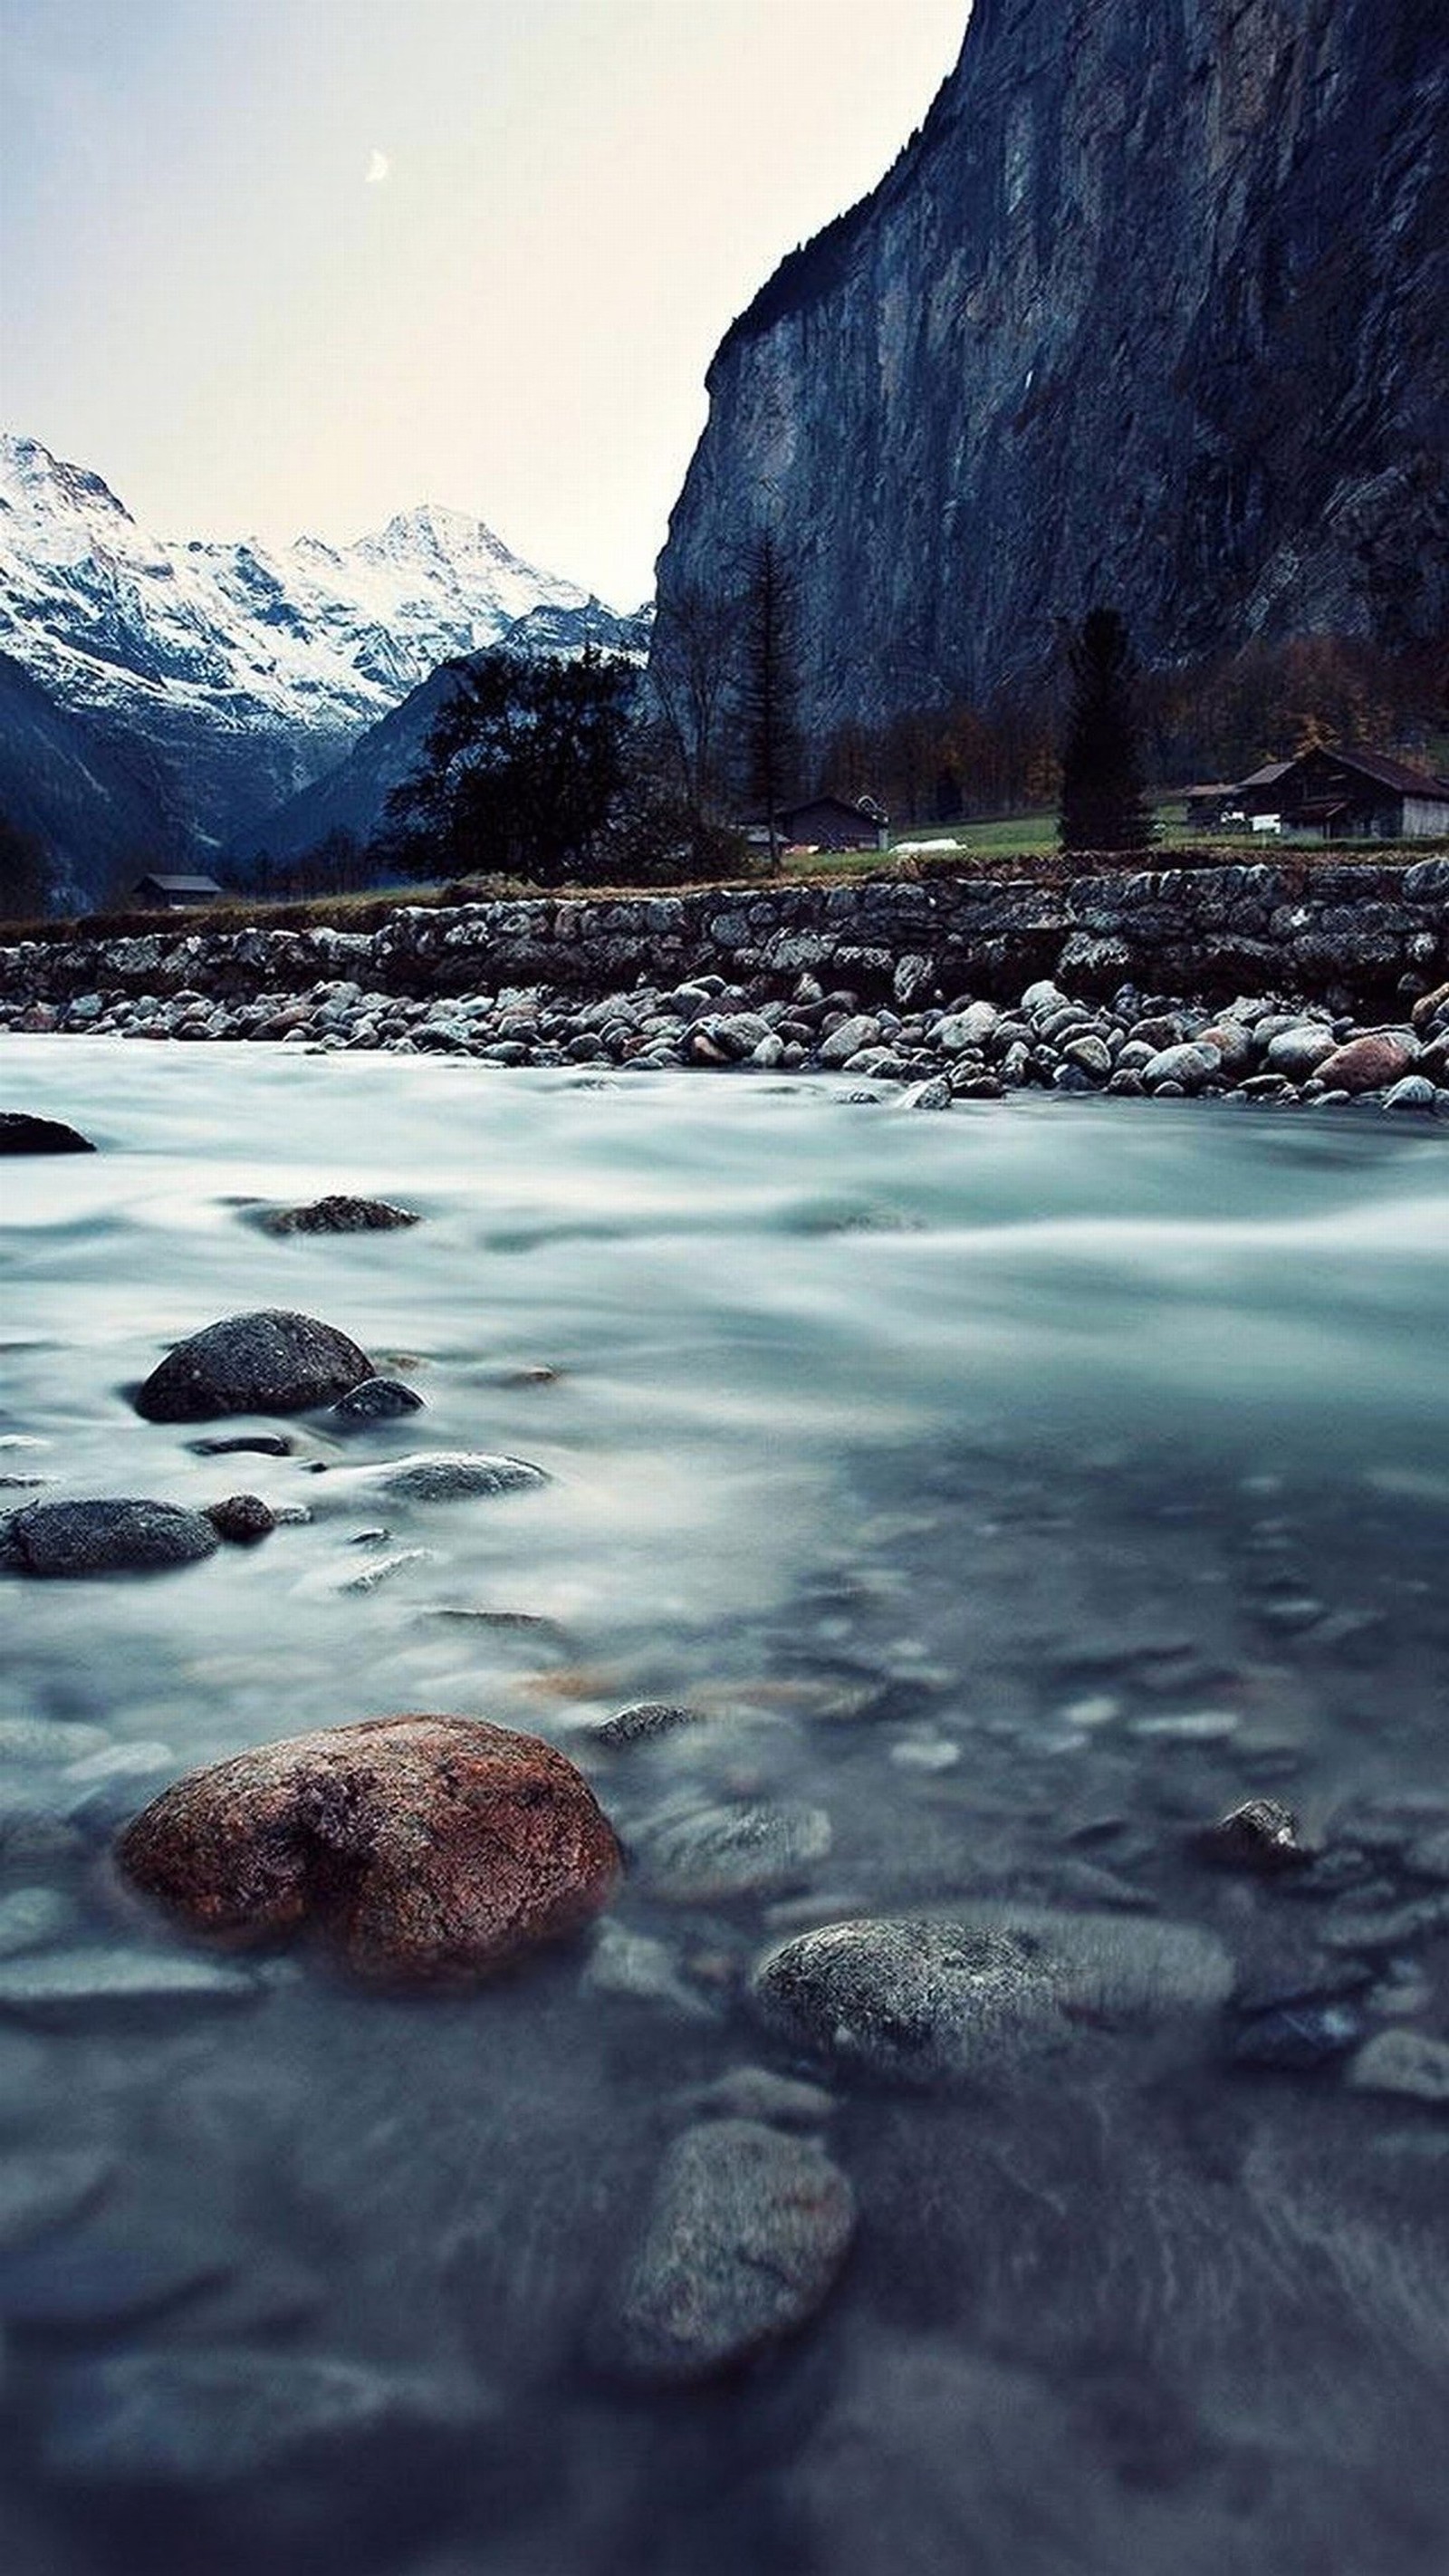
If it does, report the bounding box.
[591,1700,705,1748]
[260,1194,419,1235]
[331,1376,425,1420]
[581,1920,716,2021]
[684,2066,838,2130]
[329,1450,548,1503]
[134,1309,375,1422]
[3,1498,219,1577]
[0,1113,95,1155]
[750,1908,1232,2087]
[0,1947,260,2023]
[1347,2029,1449,2105]
[636,1796,833,1902]
[117,1714,621,1985]
[0,2221,231,2331]
[188,1433,294,1458]
[40,2349,489,2488]
[1194,1798,1312,1873]
[0,1887,78,1957]
[1229,2002,1366,2071]
[602,2119,855,2382]
[0,2148,115,2253]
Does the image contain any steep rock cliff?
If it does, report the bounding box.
[654,0,1449,738]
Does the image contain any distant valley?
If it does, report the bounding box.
[0,432,648,908]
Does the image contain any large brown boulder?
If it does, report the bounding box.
[117,1716,621,1985]
[134,1310,374,1422]
[1314,1031,1417,1094]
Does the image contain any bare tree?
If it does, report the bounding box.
[648,576,742,830]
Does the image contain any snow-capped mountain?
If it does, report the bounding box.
[0,431,636,878]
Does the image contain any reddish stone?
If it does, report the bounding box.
[1314,1032,1416,1094]
[117,1716,621,1985]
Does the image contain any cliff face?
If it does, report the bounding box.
[654,0,1449,738]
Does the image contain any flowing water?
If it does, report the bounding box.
[2,1036,1448,2576]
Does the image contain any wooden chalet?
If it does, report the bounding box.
[131,873,226,908]
[1226,748,1449,841]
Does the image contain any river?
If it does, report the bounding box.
[3,1036,1448,2575]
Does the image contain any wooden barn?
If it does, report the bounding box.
[130,873,226,908]
[774,795,889,852]
[1226,748,1449,840]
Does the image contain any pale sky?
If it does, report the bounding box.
[0,0,968,607]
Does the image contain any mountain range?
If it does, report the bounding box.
[0,431,646,908]
[654,0,1449,743]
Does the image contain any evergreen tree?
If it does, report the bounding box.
[1057,607,1154,853]
[0,812,49,922]
[740,533,801,872]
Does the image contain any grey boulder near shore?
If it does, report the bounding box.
[117,1714,622,1985]
[133,1309,375,1422]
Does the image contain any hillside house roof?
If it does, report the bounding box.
[132,873,226,899]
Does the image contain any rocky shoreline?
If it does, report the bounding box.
[5,961,1448,1117]
[3,860,1446,1114]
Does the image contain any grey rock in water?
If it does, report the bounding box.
[1195,1797,1312,1874]
[1347,2029,1449,2105]
[683,2066,838,2131]
[0,1887,78,1957]
[0,2148,115,2253]
[581,1920,716,2021]
[331,1375,425,1420]
[591,1700,705,1748]
[134,1309,375,1422]
[260,1194,419,1235]
[603,2118,855,2382]
[0,1113,96,1154]
[636,1795,833,1902]
[205,1494,276,1545]
[332,1449,549,1503]
[750,1908,1232,2087]
[41,2348,492,2489]
[188,1432,294,1458]
[4,1498,220,1576]
[0,1947,260,2023]
[0,2218,230,2331]
[1229,2002,1366,2072]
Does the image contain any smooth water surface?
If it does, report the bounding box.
[2,1038,1448,2576]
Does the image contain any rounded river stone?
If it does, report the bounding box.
[750,1908,1233,2087]
[261,1195,419,1235]
[4,1498,220,1576]
[605,2118,856,2382]
[134,1309,375,1422]
[117,1714,622,1985]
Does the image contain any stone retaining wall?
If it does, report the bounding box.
[2,855,1445,1014]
